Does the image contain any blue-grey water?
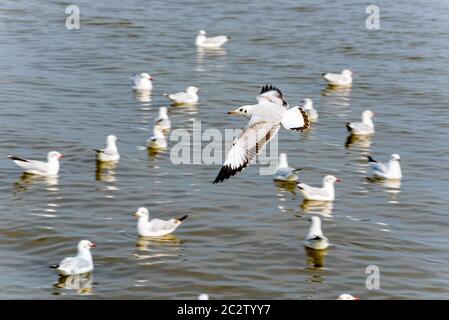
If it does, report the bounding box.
[1,0,449,299]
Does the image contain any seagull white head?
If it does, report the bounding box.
[306,216,324,238]
[159,107,168,117]
[361,110,376,124]
[279,153,288,168]
[78,240,96,252]
[199,30,206,36]
[140,73,154,80]
[391,153,401,161]
[48,151,64,160]
[133,207,149,218]
[342,69,353,77]
[338,293,359,300]
[187,86,199,94]
[227,105,254,117]
[198,293,209,300]
[107,135,118,144]
[323,175,341,184]
[301,98,313,111]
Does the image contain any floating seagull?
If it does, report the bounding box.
[323,69,353,86]
[195,30,229,49]
[198,294,209,300]
[164,86,199,105]
[301,98,318,122]
[213,85,310,183]
[155,107,171,132]
[8,151,63,176]
[297,175,340,201]
[133,207,188,237]
[337,294,359,300]
[346,110,375,135]
[131,73,154,91]
[147,125,167,150]
[368,154,402,179]
[304,216,329,250]
[50,240,96,276]
[95,135,120,162]
[272,153,300,182]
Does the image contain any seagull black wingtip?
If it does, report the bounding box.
[49,264,59,269]
[177,215,189,222]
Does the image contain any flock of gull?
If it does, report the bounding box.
[6,30,403,300]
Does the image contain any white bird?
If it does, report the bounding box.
[50,240,96,276]
[272,153,300,182]
[297,175,341,201]
[155,107,171,132]
[346,110,376,135]
[304,216,329,250]
[95,135,120,162]
[213,85,310,183]
[198,294,209,300]
[301,98,318,122]
[195,30,229,49]
[133,207,188,237]
[368,154,402,179]
[164,86,199,105]
[338,293,359,300]
[8,151,63,176]
[323,69,353,86]
[147,125,167,150]
[131,73,153,91]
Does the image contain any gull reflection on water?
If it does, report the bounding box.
[13,173,59,195]
[134,235,182,265]
[305,247,328,269]
[321,85,352,108]
[196,47,227,72]
[134,90,152,103]
[366,176,402,203]
[345,134,373,151]
[54,273,95,295]
[95,160,118,183]
[274,180,297,195]
[300,200,333,217]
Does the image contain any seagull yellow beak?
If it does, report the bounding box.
[227,110,239,115]
[133,212,139,217]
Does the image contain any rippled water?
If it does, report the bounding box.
[1,0,449,299]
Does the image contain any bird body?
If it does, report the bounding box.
[368,154,402,179]
[347,110,375,135]
[147,125,167,150]
[51,240,96,276]
[8,151,63,176]
[95,135,120,162]
[133,207,188,237]
[131,73,153,91]
[323,69,353,86]
[164,86,199,105]
[272,153,299,182]
[196,30,229,48]
[297,175,340,201]
[304,216,329,250]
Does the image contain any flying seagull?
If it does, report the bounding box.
[213,85,310,183]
